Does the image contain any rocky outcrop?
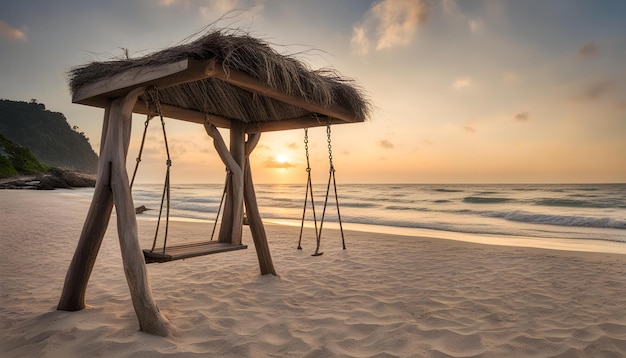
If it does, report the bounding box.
[0,168,96,190]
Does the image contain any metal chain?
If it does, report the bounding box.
[326,124,334,172]
[304,128,311,172]
[298,127,319,250]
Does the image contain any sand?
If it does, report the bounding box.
[1,190,626,357]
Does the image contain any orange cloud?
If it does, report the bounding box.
[379,139,395,148]
[262,156,294,169]
[0,21,26,42]
[514,112,530,122]
[463,126,476,133]
[452,76,472,90]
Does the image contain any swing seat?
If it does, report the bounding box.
[143,241,247,263]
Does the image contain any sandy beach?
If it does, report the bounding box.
[1,189,626,357]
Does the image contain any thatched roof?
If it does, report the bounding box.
[68,31,370,132]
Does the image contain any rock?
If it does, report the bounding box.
[37,174,69,190]
[135,205,149,214]
[48,168,96,187]
[1,168,96,190]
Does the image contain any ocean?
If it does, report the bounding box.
[66,183,626,248]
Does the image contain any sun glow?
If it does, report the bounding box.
[275,154,289,164]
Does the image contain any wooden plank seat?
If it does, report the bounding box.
[143,241,247,263]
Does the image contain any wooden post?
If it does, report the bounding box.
[244,133,277,275]
[58,102,114,311]
[203,121,243,244]
[229,120,245,244]
[58,88,171,336]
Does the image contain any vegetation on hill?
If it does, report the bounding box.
[0,99,98,173]
[0,132,48,178]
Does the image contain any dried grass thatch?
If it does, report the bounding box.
[68,30,370,126]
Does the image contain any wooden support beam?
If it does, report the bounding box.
[106,88,171,336]
[72,59,209,108]
[243,133,277,275]
[59,88,171,336]
[244,116,347,133]
[58,102,115,311]
[203,121,244,244]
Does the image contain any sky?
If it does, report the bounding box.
[1,0,625,184]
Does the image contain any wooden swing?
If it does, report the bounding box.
[298,124,346,256]
[133,89,247,264]
[57,31,370,336]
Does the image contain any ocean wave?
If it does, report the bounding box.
[463,197,512,204]
[534,198,619,209]
[497,211,626,229]
[384,205,416,211]
[337,201,380,208]
[433,188,463,193]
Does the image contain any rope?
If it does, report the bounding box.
[146,88,172,255]
[130,113,152,188]
[210,170,230,241]
[298,128,319,250]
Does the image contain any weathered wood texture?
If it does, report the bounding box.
[244,133,277,275]
[59,88,171,336]
[143,242,247,263]
[72,59,207,107]
[203,121,244,245]
[57,103,114,311]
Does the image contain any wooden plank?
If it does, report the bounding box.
[72,59,211,107]
[244,116,347,133]
[206,61,362,124]
[134,101,349,133]
[143,242,247,263]
[132,101,232,128]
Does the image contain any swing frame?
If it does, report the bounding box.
[58,31,369,336]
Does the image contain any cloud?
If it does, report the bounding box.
[502,72,520,85]
[468,19,484,34]
[463,126,476,133]
[452,76,472,90]
[287,142,298,150]
[578,41,597,58]
[351,26,371,56]
[0,21,26,42]
[351,0,429,55]
[262,156,294,169]
[514,112,530,122]
[581,80,614,100]
[379,139,395,149]
[160,0,263,20]
[442,0,484,35]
